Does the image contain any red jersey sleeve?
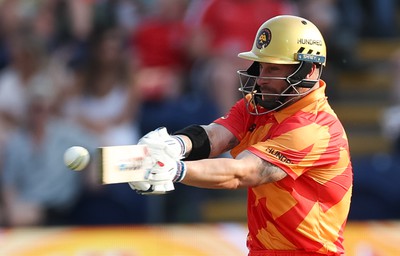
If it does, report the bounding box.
[214,98,252,141]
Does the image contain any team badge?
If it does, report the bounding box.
[256,28,271,49]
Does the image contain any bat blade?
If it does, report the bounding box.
[98,145,150,184]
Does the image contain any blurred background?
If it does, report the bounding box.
[0,0,399,232]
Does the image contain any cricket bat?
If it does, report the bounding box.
[97,145,151,185]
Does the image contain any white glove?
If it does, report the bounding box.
[128,181,151,192]
[129,127,185,195]
[129,181,175,195]
[148,157,187,184]
[129,158,186,195]
[138,127,186,160]
[142,128,187,185]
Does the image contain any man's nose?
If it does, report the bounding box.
[256,74,270,85]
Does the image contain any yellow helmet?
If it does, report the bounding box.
[238,15,326,66]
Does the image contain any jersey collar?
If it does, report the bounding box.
[273,80,327,123]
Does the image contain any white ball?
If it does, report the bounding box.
[64,146,90,171]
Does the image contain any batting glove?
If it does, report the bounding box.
[127,154,154,193]
[148,158,187,184]
[130,162,186,194]
[132,154,186,195]
[128,149,178,195]
[139,155,186,195]
[129,127,186,195]
[135,153,186,195]
[138,127,186,160]
[128,181,151,192]
[129,181,175,195]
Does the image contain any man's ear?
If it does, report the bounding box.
[288,61,313,87]
[306,63,318,79]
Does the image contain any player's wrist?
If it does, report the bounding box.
[173,161,186,183]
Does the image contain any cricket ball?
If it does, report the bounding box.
[64,146,90,171]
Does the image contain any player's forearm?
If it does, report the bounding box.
[181,158,254,189]
[180,151,288,189]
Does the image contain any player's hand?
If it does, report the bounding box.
[128,150,177,195]
[128,155,159,195]
[139,127,186,183]
[130,127,185,195]
[129,181,175,195]
[138,127,186,160]
[148,156,187,184]
[134,151,186,194]
[128,181,151,192]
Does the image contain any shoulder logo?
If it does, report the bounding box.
[256,28,272,49]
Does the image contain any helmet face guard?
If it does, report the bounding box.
[237,61,323,115]
[237,15,326,115]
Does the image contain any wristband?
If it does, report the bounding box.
[172,135,187,158]
[173,161,186,183]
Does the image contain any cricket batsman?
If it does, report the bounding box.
[130,15,353,255]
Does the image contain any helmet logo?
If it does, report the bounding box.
[256,28,271,49]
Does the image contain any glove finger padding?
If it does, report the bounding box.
[132,127,186,195]
[148,152,177,181]
[138,127,184,160]
[128,156,155,193]
[136,186,166,195]
[138,127,170,145]
[152,181,175,193]
[128,181,151,191]
[148,159,186,183]
[156,128,185,158]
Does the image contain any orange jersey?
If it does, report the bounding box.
[214,80,353,255]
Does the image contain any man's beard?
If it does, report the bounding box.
[254,86,298,110]
[254,94,283,110]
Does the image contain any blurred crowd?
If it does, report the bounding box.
[0,0,398,227]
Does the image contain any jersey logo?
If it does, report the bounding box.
[256,28,272,49]
[267,147,292,164]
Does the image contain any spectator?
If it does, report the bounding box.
[63,27,141,146]
[0,30,67,165]
[354,48,400,220]
[295,0,366,100]
[358,0,398,38]
[382,49,400,152]
[131,0,219,138]
[130,0,189,102]
[62,26,147,225]
[349,153,400,220]
[1,79,97,226]
[185,0,296,115]
[129,0,217,222]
